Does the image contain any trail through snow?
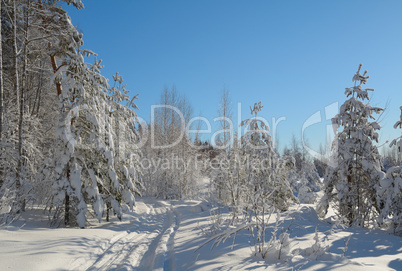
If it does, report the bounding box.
[84,200,179,271]
[0,197,401,270]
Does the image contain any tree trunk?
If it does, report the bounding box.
[347,165,353,226]
[50,55,62,96]
[0,0,4,140]
[64,193,70,226]
[16,0,30,213]
[31,60,43,116]
[50,38,69,225]
[106,202,111,222]
[12,0,23,213]
[64,168,70,226]
[12,0,19,108]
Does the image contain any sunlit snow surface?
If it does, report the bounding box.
[0,196,401,270]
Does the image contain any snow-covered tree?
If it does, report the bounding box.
[20,3,142,227]
[0,0,144,227]
[377,106,402,234]
[238,102,296,255]
[215,87,233,149]
[49,47,142,227]
[301,161,321,190]
[294,161,321,204]
[225,135,248,212]
[318,64,384,227]
[143,86,201,200]
[109,73,143,211]
[241,102,296,212]
[1,0,83,222]
[210,88,235,211]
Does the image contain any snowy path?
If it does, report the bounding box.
[85,201,179,271]
[1,199,401,271]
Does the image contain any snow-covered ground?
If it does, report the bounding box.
[0,198,401,271]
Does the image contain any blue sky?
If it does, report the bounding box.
[65,0,402,153]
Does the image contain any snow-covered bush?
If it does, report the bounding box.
[301,161,322,193]
[282,158,320,204]
[377,106,402,234]
[378,167,402,233]
[301,226,329,260]
[296,162,321,204]
[298,183,316,204]
[263,231,293,261]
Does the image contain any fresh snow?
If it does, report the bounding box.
[0,198,401,271]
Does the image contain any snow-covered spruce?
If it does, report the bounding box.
[317,64,384,227]
[377,106,402,234]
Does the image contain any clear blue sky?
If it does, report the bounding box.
[64,0,402,154]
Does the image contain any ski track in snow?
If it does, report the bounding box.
[2,197,402,271]
[85,201,179,271]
